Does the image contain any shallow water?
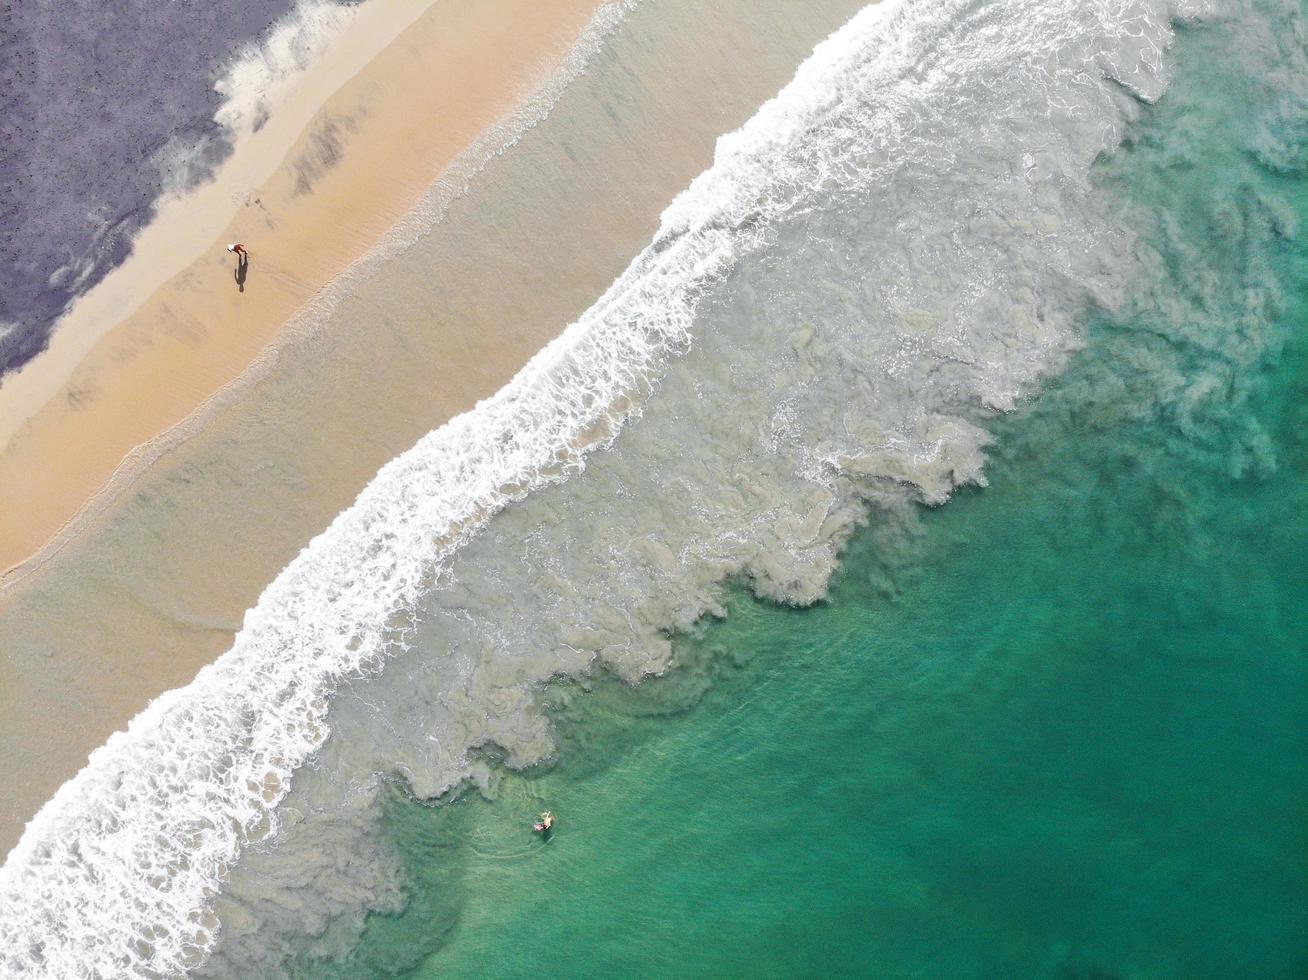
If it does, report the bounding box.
[367,300,1308,975]
[297,5,1308,976]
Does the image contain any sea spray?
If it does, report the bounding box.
[0,0,1248,975]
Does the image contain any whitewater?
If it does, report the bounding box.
[0,0,1230,975]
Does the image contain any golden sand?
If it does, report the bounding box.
[0,0,602,579]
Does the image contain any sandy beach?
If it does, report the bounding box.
[0,0,601,579]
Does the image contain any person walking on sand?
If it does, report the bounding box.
[229,243,250,293]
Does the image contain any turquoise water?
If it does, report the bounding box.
[299,11,1308,979]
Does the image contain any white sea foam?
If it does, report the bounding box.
[213,0,360,139]
[144,0,361,199]
[0,0,1224,975]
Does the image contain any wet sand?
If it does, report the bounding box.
[0,0,870,855]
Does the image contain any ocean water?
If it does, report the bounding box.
[299,6,1308,975]
[0,0,357,372]
[350,281,1308,978]
[2,0,1305,975]
[298,1,1308,975]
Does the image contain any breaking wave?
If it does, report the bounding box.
[0,0,1256,974]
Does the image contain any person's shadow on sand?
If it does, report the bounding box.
[235,254,249,293]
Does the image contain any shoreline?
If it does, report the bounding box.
[0,0,604,582]
[0,0,871,861]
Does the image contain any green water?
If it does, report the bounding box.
[302,13,1308,979]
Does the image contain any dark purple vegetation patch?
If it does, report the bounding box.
[0,0,302,376]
